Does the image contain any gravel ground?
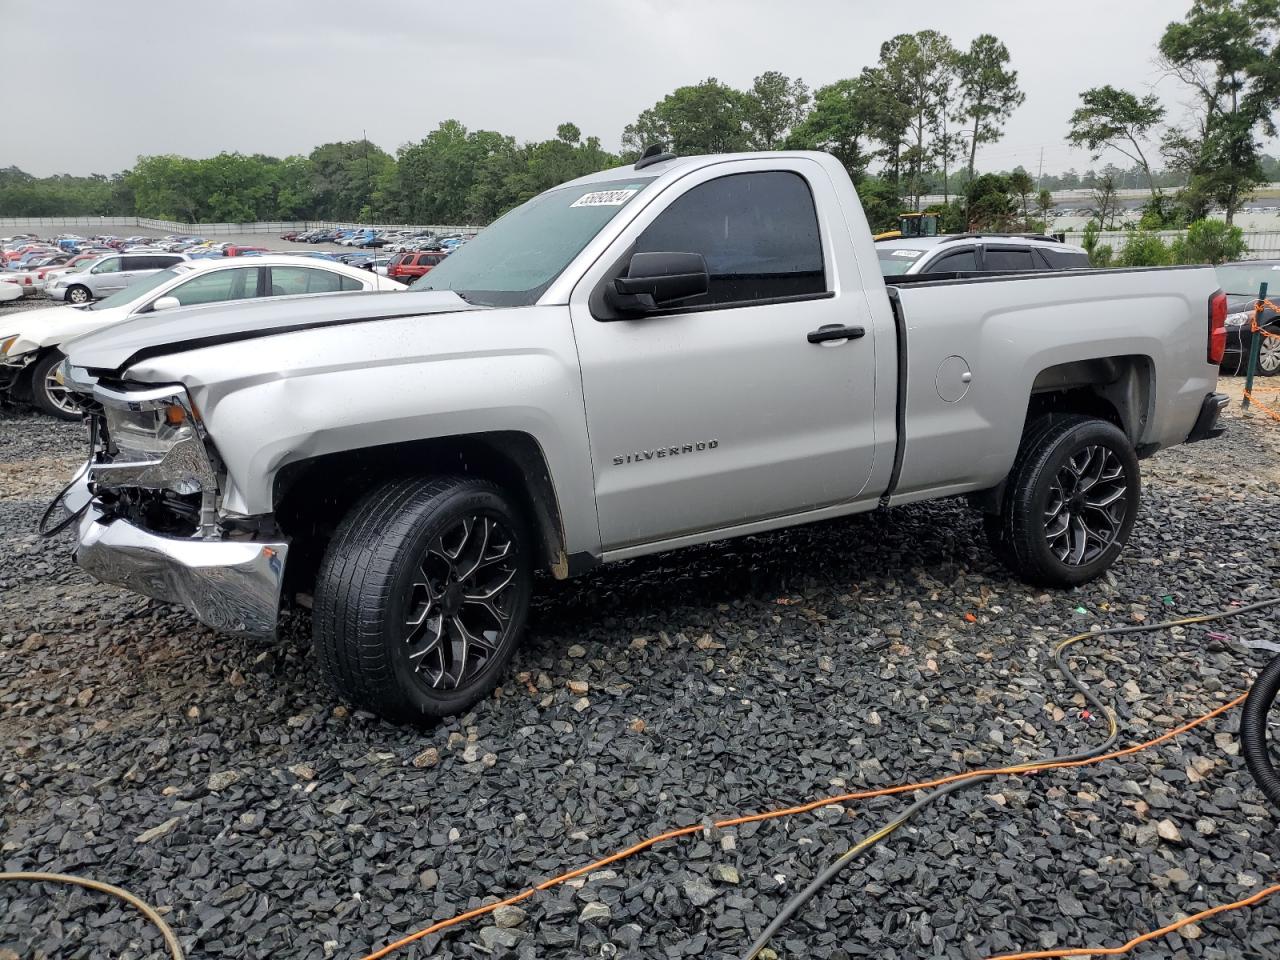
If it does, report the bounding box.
[2,388,1280,960]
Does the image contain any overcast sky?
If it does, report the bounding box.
[6,0,1243,179]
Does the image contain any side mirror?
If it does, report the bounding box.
[151,296,181,312]
[607,251,708,315]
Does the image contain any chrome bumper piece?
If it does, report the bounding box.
[75,504,288,635]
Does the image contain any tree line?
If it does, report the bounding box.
[1,1,1275,233]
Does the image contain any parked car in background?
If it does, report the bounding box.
[387,250,447,282]
[1215,259,1280,377]
[225,245,269,257]
[1,255,406,418]
[45,252,190,304]
[0,277,22,303]
[876,235,1092,276]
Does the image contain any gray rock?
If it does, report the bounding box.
[578,901,612,925]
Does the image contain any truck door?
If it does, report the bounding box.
[569,158,880,551]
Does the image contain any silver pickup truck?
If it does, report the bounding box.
[57,150,1230,723]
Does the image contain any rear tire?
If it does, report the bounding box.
[313,476,532,724]
[986,415,1140,587]
[30,351,82,421]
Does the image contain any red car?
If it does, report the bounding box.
[225,245,268,257]
[280,231,301,241]
[387,251,447,283]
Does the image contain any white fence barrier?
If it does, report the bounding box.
[1060,229,1280,259]
[0,216,482,235]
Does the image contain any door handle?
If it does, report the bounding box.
[807,324,866,344]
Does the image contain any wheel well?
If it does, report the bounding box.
[11,346,58,403]
[271,432,568,601]
[970,355,1153,514]
[1025,355,1153,445]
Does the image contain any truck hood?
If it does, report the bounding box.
[65,289,482,374]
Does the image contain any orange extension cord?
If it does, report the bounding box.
[987,881,1280,959]
[360,690,1277,960]
[1243,299,1280,421]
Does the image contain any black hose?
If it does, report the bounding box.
[1241,653,1280,810]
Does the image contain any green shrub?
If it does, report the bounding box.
[1115,230,1172,267]
[1175,219,1247,265]
[1091,244,1114,268]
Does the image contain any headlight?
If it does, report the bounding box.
[1226,311,1252,327]
[91,385,214,496]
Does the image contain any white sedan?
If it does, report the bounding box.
[0,255,406,419]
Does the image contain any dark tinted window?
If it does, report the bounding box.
[122,255,156,271]
[930,248,978,272]
[339,275,363,291]
[635,171,825,306]
[1040,248,1091,269]
[983,247,1035,271]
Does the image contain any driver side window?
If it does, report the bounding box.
[634,171,827,308]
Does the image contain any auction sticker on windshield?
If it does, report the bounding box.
[571,189,640,208]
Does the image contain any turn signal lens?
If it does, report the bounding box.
[164,405,187,426]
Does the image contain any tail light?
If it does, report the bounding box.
[1208,290,1227,365]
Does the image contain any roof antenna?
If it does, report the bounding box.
[635,143,676,171]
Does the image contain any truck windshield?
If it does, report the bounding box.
[410,177,655,306]
[877,247,928,276]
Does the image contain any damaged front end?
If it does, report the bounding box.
[57,364,289,635]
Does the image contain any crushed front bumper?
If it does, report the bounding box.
[75,502,289,635]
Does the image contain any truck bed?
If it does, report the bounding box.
[883,265,1219,505]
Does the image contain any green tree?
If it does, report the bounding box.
[744,71,810,149]
[954,34,1026,186]
[1090,174,1121,228]
[621,78,751,156]
[1067,86,1166,197]
[1036,188,1054,229]
[785,74,879,182]
[1159,0,1280,225]
[965,173,1016,230]
[308,140,393,220]
[1008,168,1035,227]
[879,31,957,210]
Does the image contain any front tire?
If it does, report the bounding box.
[313,477,532,723]
[65,284,91,305]
[986,415,1140,587]
[30,351,82,421]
